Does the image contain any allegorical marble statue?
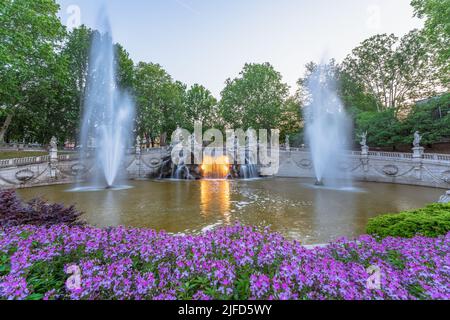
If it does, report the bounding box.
[413,131,422,148]
[50,136,57,149]
[359,131,368,147]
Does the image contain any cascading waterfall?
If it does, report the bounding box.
[304,64,352,186]
[79,14,135,188]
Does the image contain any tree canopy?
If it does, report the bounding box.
[220,63,289,130]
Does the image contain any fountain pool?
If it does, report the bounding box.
[17,178,444,244]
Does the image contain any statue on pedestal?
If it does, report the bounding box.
[413,131,422,148]
[359,131,367,148]
[135,136,141,157]
[49,136,58,178]
[50,136,58,150]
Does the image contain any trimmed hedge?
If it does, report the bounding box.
[366,203,450,238]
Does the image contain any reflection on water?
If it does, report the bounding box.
[16,178,444,244]
[200,180,231,224]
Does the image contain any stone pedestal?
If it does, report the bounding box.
[361,146,369,156]
[412,147,424,180]
[49,137,58,179]
[361,146,369,172]
[135,137,142,177]
[412,147,424,159]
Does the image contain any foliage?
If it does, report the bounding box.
[279,97,302,142]
[355,109,401,147]
[0,224,448,300]
[342,31,444,112]
[411,0,450,82]
[183,84,218,131]
[115,43,135,91]
[354,93,450,147]
[0,0,66,142]
[399,93,450,145]
[367,203,450,239]
[0,190,84,228]
[297,60,379,115]
[220,63,289,130]
[134,62,186,145]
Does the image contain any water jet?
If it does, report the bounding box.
[78,13,135,189]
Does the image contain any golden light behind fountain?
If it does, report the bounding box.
[201,155,231,179]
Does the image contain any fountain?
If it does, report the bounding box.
[304,64,352,186]
[79,13,135,189]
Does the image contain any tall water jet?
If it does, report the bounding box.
[303,64,352,186]
[79,13,135,188]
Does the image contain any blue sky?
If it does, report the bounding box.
[56,0,423,97]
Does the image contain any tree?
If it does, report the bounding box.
[0,0,66,142]
[184,84,218,131]
[400,93,450,145]
[355,109,401,147]
[342,31,443,113]
[219,63,289,130]
[297,60,378,114]
[279,96,302,142]
[59,25,93,144]
[134,62,186,146]
[411,0,450,82]
[115,44,134,90]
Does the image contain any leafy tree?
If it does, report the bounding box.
[355,109,401,147]
[134,62,186,146]
[115,43,134,90]
[411,0,450,82]
[184,84,218,131]
[59,25,93,144]
[7,54,74,144]
[399,93,450,145]
[219,63,289,130]
[279,96,302,142]
[0,0,66,142]
[297,60,378,114]
[342,31,443,113]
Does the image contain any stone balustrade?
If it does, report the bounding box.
[1,144,450,194]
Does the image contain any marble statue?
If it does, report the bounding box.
[359,131,367,147]
[50,136,57,149]
[413,131,422,148]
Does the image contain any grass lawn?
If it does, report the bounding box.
[0,151,75,160]
[0,151,47,160]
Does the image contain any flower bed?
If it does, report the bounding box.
[0,224,448,300]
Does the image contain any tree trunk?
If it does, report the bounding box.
[0,114,13,143]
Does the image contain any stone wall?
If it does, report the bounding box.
[1,147,450,191]
[0,149,167,189]
[277,149,450,189]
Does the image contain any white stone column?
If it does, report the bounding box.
[361,145,369,172]
[135,136,142,177]
[412,147,424,180]
[135,136,141,159]
[49,136,58,179]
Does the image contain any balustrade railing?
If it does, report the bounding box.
[279,147,450,162]
[1,146,449,169]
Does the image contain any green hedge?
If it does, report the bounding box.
[366,203,450,238]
